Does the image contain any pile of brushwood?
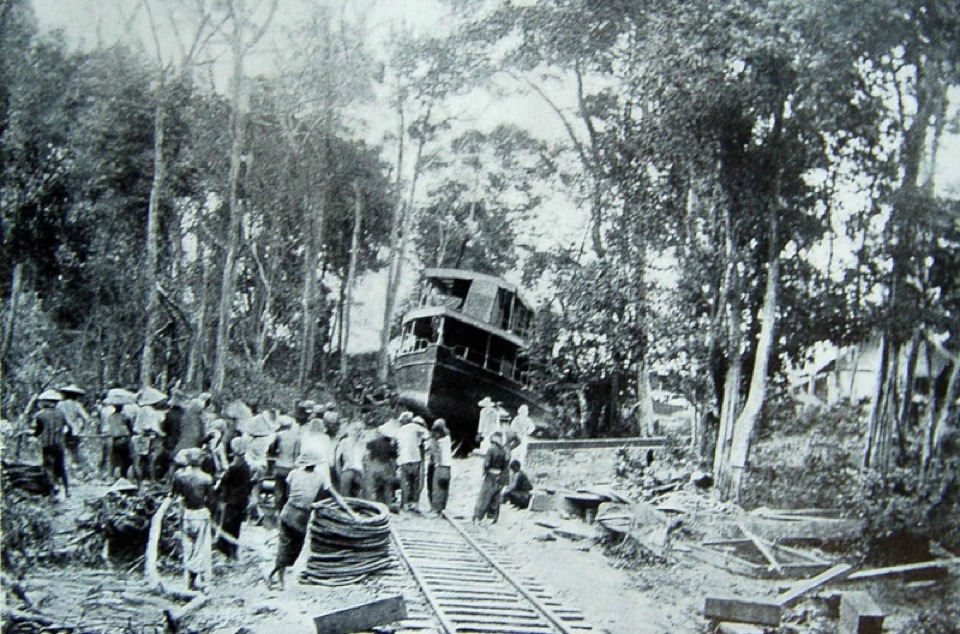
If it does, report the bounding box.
[1,462,53,496]
[74,484,182,569]
[0,491,53,574]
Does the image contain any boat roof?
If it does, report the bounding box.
[422,268,533,311]
[402,305,527,347]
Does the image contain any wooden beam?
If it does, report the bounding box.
[844,558,959,581]
[739,523,782,574]
[312,595,406,634]
[703,596,781,627]
[839,591,885,634]
[777,564,854,607]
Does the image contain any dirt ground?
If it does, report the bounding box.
[7,453,958,634]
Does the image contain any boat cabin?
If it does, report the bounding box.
[417,268,534,337]
[397,269,535,386]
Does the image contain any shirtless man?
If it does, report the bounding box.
[172,448,215,591]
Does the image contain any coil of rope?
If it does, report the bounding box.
[300,497,394,586]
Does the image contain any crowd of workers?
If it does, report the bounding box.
[17,384,535,592]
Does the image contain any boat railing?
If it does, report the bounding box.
[399,337,530,388]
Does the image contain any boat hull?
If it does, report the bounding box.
[393,344,549,453]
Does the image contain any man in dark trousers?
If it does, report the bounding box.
[502,459,533,509]
[172,448,215,591]
[33,389,70,497]
[268,414,300,510]
[473,431,508,522]
[364,429,399,511]
[267,451,331,590]
[215,437,254,559]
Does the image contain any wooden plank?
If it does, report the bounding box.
[844,558,959,581]
[684,544,766,578]
[776,563,854,607]
[839,591,884,634]
[773,542,830,564]
[718,623,767,634]
[743,516,864,542]
[779,562,833,578]
[312,594,406,634]
[739,523,783,574]
[703,596,781,627]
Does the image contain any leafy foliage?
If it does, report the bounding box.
[855,458,960,563]
[0,491,53,574]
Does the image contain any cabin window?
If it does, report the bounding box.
[402,316,440,351]
[494,289,515,331]
[441,319,519,377]
[422,277,470,310]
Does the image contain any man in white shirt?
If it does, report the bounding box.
[510,404,536,465]
[335,421,366,497]
[396,414,429,512]
[477,396,500,454]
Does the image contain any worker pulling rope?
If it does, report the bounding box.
[300,497,393,586]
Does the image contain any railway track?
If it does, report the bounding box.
[384,513,597,634]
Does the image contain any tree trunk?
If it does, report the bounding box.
[576,386,590,437]
[713,203,742,488]
[377,97,407,384]
[923,352,960,473]
[896,328,923,453]
[212,40,246,394]
[140,101,166,389]
[636,361,657,436]
[864,335,888,468]
[298,195,321,392]
[725,246,780,500]
[340,181,365,379]
[185,253,209,391]
[1,262,23,362]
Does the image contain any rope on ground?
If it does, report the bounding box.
[144,495,173,590]
[300,497,394,586]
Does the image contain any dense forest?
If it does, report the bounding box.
[2,0,960,503]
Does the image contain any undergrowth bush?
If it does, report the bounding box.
[854,457,960,564]
[1,491,54,574]
[897,603,960,634]
[740,398,863,510]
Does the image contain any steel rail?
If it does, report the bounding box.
[390,525,458,634]
[441,512,579,634]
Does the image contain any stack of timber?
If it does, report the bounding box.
[1,462,53,496]
[2,571,193,633]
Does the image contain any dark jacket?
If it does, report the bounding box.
[34,407,67,448]
[217,458,254,508]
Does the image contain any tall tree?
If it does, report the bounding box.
[211,0,277,393]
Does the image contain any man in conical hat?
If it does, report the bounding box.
[57,384,93,478]
[132,387,167,483]
[32,389,70,497]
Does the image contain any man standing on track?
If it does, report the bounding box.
[429,419,453,515]
[473,431,508,523]
[397,414,429,512]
